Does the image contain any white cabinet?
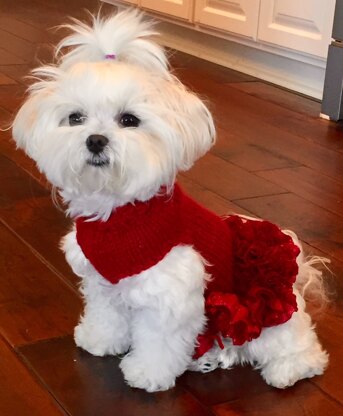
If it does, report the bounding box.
[258,0,336,58]
[194,0,260,39]
[112,0,335,58]
[140,0,193,20]
[105,0,336,98]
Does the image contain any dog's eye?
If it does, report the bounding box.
[119,113,140,128]
[69,112,86,126]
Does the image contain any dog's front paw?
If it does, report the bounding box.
[74,323,129,357]
[119,353,176,392]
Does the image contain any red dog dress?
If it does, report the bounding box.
[76,183,300,358]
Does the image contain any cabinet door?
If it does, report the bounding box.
[140,0,193,20]
[194,0,260,39]
[258,0,336,58]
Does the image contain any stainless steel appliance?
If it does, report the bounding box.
[321,0,343,121]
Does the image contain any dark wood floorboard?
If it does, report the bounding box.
[234,193,343,261]
[0,0,342,415]
[0,221,80,347]
[177,175,253,217]
[0,335,66,416]
[19,336,214,416]
[184,152,287,200]
[179,74,343,153]
[212,383,343,416]
[257,166,343,218]
[229,81,321,118]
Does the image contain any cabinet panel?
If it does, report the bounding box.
[258,0,336,58]
[140,0,193,20]
[194,0,260,39]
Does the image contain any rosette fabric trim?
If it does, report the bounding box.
[194,216,300,359]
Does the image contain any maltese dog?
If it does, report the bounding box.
[12,10,328,392]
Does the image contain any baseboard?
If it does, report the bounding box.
[156,21,325,100]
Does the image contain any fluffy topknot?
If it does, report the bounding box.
[55,9,169,76]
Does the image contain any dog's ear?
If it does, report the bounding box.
[12,66,61,160]
[12,90,48,160]
[56,10,169,76]
[163,80,216,170]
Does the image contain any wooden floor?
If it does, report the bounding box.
[0,0,342,415]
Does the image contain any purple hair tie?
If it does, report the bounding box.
[105,54,116,60]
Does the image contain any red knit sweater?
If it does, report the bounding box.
[76,184,300,357]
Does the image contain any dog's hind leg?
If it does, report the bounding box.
[241,291,328,388]
[191,291,328,387]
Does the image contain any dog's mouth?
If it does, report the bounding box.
[86,154,110,167]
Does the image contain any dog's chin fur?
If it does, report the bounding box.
[13,9,329,392]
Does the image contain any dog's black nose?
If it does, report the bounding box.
[86,134,109,154]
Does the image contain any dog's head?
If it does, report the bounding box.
[13,10,215,217]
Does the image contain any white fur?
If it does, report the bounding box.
[13,10,328,392]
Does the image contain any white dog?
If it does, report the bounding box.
[13,10,329,392]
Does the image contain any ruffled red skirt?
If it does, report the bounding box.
[194,216,300,359]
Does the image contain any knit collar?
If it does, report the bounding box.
[75,184,185,283]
